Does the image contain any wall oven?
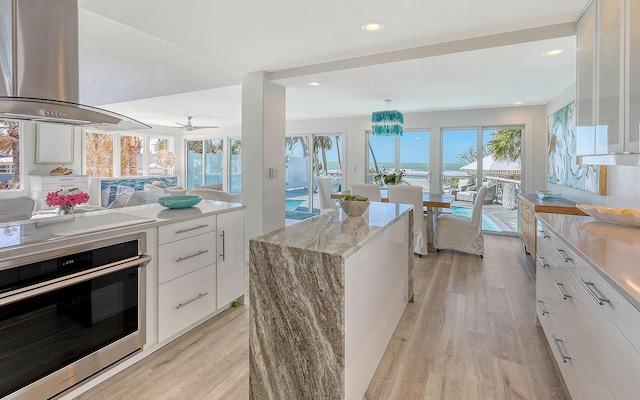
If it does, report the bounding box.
[0,233,151,399]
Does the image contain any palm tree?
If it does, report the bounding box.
[488,129,521,162]
[458,144,489,165]
[120,135,142,176]
[334,136,342,171]
[0,120,21,186]
[313,136,333,173]
[86,132,114,177]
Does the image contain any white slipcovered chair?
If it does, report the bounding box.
[316,177,337,210]
[434,185,488,257]
[186,188,242,203]
[351,183,382,202]
[388,185,428,257]
[0,196,35,222]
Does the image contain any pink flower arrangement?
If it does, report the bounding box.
[45,188,90,208]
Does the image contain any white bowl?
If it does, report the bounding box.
[339,200,370,217]
[577,204,640,228]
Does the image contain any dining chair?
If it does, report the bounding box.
[316,177,337,210]
[434,185,488,257]
[351,183,382,202]
[388,185,428,257]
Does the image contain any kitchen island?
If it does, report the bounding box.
[249,202,413,400]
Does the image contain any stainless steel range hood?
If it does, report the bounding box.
[0,0,150,130]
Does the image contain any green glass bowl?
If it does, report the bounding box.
[158,195,202,209]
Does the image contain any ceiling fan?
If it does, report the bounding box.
[175,116,218,131]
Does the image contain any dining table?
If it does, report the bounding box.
[331,189,455,252]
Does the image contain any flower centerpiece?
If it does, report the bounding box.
[45,188,89,215]
[373,168,407,185]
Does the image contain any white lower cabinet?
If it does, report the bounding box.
[158,265,216,342]
[536,221,640,400]
[216,209,245,307]
[155,209,245,343]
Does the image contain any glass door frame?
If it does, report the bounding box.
[183,135,239,191]
[285,131,344,214]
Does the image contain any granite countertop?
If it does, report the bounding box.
[0,200,244,262]
[537,212,640,311]
[251,202,412,259]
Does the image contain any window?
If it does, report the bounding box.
[185,137,241,192]
[0,119,22,190]
[85,131,173,177]
[86,132,114,177]
[368,130,430,190]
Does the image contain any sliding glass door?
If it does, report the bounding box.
[185,137,241,192]
[441,127,522,235]
[368,130,430,190]
[285,134,342,215]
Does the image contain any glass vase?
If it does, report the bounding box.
[59,204,74,215]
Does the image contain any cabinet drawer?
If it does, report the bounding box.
[158,215,216,244]
[158,231,217,284]
[158,265,216,342]
[545,326,614,400]
[566,271,640,400]
[571,261,640,354]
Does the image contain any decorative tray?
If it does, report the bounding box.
[158,195,202,209]
[576,204,640,228]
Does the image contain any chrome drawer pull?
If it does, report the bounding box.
[176,250,209,262]
[537,230,550,239]
[176,224,209,234]
[176,292,209,309]
[552,334,571,363]
[536,299,548,315]
[553,247,572,262]
[219,231,226,261]
[536,256,549,268]
[553,280,571,299]
[578,277,610,305]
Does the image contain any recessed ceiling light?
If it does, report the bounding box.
[308,81,323,86]
[543,49,563,56]
[212,113,222,117]
[514,101,525,105]
[361,21,385,32]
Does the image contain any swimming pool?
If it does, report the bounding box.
[285,199,304,211]
[450,205,499,231]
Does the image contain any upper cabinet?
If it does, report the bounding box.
[577,0,640,165]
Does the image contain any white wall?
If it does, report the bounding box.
[546,83,640,208]
[287,105,548,194]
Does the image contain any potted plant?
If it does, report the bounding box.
[373,168,407,185]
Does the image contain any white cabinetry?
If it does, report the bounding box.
[157,216,217,342]
[29,175,89,210]
[536,223,640,400]
[216,209,245,307]
[577,0,640,164]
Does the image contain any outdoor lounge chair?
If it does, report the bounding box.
[456,183,496,204]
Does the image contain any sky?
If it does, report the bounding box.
[370,129,493,164]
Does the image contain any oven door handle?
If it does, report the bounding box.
[0,254,152,306]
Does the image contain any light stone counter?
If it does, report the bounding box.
[249,202,413,400]
[538,212,640,311]
[0,201,244,262]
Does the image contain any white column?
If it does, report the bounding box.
[242,71,286,241]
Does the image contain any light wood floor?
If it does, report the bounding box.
[75,235,567,400]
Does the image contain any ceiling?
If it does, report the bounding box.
[80,0,590,128]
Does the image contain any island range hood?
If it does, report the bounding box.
[0,0,150,130]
